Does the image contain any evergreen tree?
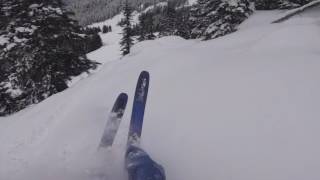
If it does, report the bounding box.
[159,1,177,37]
[254,0,313,10]
[138,11,156,41]
[175,7,192,39]
[0,0,98,116]
[102,25,109,33]
[189,0,217,39]
[83,33,103,52]
[254,0,279,9]
[120,0,134,56]
[135,2,191,40]
[190,0,253,40]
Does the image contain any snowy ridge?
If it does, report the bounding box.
[142,2,168,12]
[1,10,320,180]
[273,0,320,23]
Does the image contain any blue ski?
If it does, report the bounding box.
[127,71,150,146]
[125,71,166,180]
[99,93,128,148]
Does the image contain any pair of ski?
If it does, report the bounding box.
[99,71,149,149]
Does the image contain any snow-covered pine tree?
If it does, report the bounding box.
[175,7,191,39]
[134,1,192,41]
[158,1,177,37]
[137,11,156,41]
[190,0,253,40]
[0,0,98,116]
[189,0,215,39]
[120,0,134,56]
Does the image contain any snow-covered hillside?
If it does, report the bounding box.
[1,10,320,180]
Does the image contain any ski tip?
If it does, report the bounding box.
[139,71,150,78]
[137,71,150,90]
[112,93,128,112]
[118,92,128,100]
[99,92,128,149]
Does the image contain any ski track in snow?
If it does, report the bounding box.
[1,10,320,180]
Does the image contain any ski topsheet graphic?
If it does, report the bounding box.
[99,93,128,148]
[127,71,150,146]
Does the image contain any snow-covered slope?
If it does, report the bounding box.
[188,0,198,5]
[86,11,140,64]
[1,11,320,180]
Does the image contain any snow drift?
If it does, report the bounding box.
[1,10,320,180]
